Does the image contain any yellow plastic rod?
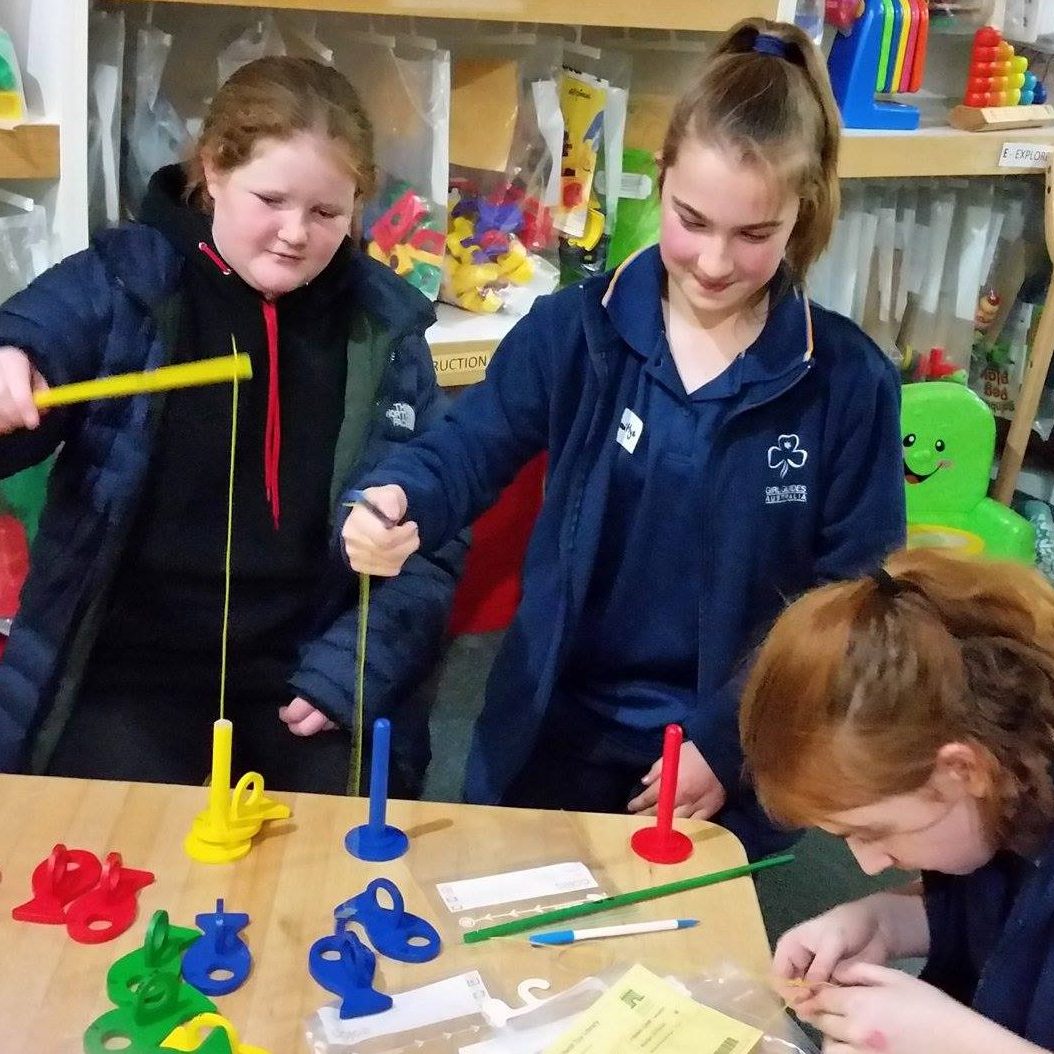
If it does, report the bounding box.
[208,718,234,821]
[34,353,252,409]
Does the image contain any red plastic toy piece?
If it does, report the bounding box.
[825,0,861,33]
[370,189,429,253]
[630,725,694,865]
[908,0,930,93]
[12,844,102,924]
[65,851,155,944]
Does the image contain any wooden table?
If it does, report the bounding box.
[0,774,772,1052]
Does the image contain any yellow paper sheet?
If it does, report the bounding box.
[542,964,762,1054]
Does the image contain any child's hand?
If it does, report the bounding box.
[774,899,891,1004]
[797,963,1012,1054]
[0,346,48,433]
[341,485,420,576]
[279,697,337,736]
[627,740,726,819]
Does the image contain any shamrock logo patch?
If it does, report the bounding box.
[768,434,808,479]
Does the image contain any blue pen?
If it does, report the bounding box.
[345,488,399,529]
[528,918,698,946]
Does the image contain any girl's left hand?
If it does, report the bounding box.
[627,741,726,819]
[798,963,1004,1054]
[279,697,337,736]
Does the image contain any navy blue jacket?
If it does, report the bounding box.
[365,246,906,857]
[0,223,465,774]
[922,832,1054,1045]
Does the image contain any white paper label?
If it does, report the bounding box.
[595,170,653,200]
[617,408,644,454]
[998,142,1053,169]
[437,862,599,912]
[319,971,490,1046]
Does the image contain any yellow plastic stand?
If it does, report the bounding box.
[162,1012,270,1054]
[184,720,291,864]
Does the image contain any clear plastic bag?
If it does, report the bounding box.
[326,23,450,301]
[303,969,493,1054]
[458,963,820,1054]
[0,191,52,305]
[556,42,631,285]
[124,24,192,212]
[410,811,615,944]
[439,32,563,314]
[216,13,286,89]
[88,8,125,232]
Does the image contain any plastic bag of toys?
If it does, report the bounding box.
[323,21,450,300]
[439,31,563,314]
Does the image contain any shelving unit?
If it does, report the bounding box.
[840,125,1054,178]
[0,124,60,180]
[134,0,794,32]
[3,0,89,259]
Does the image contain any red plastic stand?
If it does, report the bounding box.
[65,852,155,944]
[12,844,102,924]
[631,724,694,864]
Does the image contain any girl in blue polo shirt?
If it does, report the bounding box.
[741,548,1054,1052]
[343,17,905,858]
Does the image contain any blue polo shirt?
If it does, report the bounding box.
[556,248,804,757]
[921,829,1054,1044]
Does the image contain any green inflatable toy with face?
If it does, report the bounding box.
[902,382,1034,562]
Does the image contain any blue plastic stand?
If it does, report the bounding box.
[181,898,252,996]
[308,927,393,1020]
[334,877,442,964]
[828,0,920,129]
[345,718,409,862]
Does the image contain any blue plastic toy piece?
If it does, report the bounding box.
[334,877,442,964]
[345,718,409,862]
[1036,82,1048,105]
[181,898,252,996]
[828,0,920,129]
[308,927,393,1020]
[883,0,904,93]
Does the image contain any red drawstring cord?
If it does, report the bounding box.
[261,299,281,529]
[198,241,281,529]
[197,241,232,275]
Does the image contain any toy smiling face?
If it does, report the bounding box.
[901,382,995,520]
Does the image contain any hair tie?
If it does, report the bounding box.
[752,33,789,58]
[872,567,905,598]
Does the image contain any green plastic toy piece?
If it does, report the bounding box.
[876,0,896,91]
[84,972,216,1054]
[0,53,16,92]
[107,910,202,1006]
[902,381,1035,562]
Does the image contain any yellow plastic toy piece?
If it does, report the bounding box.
[184,720,291,864]
[0,91,24,122]
[450,262,501,298]
[907,523,984,555]
[445,218,477,263]
[35,354,252,409]
[162,1012,270,1054]
[495,240,534,285]
[565,209,605,254]
[890,0,912,91]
